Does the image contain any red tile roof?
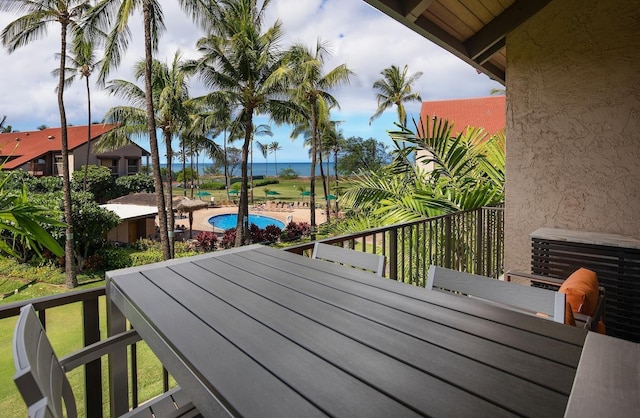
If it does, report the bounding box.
[419,96,505,135]
[0,124,118,169]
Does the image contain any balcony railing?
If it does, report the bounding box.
[0,287,173,417]
[285,206,504,285]
[0,206,503,415]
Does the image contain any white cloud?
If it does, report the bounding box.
[0,0,502,161]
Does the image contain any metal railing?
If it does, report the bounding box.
[285,206,504,286]
[0,286,165,417]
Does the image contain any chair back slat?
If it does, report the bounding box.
[312,242,386,277]
[427,265,565,323]
[13,304,77,418]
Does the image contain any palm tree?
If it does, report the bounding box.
[0,115,12,133]
[188,0,297,246]
[269,141,282,176]
[1,0,93,288]
[250,124,272,189]
[321,121,344,215]
[340,116,505,227]
[186,105,230,197]
[285,39,353,238]
[370,64,423,126]
[88,0,214,260]
[54,30,102,192]
[97,53,192,258]
[256,140,269,174]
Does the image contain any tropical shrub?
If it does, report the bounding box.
[281,221,311,242]
[28,175,63,193]
[131,238,156,251]
[221,229,236,249]
[61,192,120,271]
[278,167,298,179]
[336,116,505,230]
[249,224,265,243]
[72,165,118,203]
[116,173,155,195]
[262,225,282,243]
[97,246,133,270]
[255,178,279,187]
[200,180,226,190]
[130,249,164,266]
[195,231,218,252]
[176,168,198,183]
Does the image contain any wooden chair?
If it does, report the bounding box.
[427,265,566,323]
[506,271,606,331]
[13,304,200,418]
[312,242,386,277]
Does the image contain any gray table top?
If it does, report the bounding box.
[107,245,587,417]
[565,332,640,417]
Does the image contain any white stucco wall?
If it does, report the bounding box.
[505,0,640,271]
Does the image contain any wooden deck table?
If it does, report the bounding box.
[106,244,588,417]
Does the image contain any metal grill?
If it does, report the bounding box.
[531,235,640,342]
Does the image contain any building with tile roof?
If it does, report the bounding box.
[415,96,505,172]
[0,124,150,177]
[419,96,505,136]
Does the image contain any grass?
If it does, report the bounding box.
[178,176,352,205]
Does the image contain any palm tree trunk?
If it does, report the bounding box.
[59,23,77,288]
[224,129,229,201]
[318,148,330,223]
[235,116,252,246]
[309,106,317,240]
[189,146,195,199]
[82,76,91,192]
[182,141,187,196]
[143,4,170,260]
[250,136,254,204]
[164,131,175,258]
[334,147,340,215]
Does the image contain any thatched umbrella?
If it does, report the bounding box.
[108,192,184,207]
[174,198,208,238]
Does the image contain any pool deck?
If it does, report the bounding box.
[173,205,327,239]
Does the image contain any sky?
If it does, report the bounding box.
[0,0,503,163]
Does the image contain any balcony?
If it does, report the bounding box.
[0,207,503,416]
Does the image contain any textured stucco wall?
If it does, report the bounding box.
[505,0,640,271]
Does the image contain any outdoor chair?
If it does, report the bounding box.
[312,242,386,277]
[506,269,606,332]
[427,265,566,323]
[13,304,200,418]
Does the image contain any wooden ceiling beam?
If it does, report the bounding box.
[465,0,552,61]
[362,0,507,84]
[404,0,435,23]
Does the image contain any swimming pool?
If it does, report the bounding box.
[208,213,285,230]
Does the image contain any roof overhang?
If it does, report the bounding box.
[101,204,158,221]
[362,0,553,85]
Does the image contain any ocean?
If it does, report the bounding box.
[160,161,336,177]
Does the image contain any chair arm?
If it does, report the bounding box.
[507,271,606,331]
[60,329,141,372]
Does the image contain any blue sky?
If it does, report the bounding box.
[0,0,502,163]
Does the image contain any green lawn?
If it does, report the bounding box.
[179,176,352,205]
